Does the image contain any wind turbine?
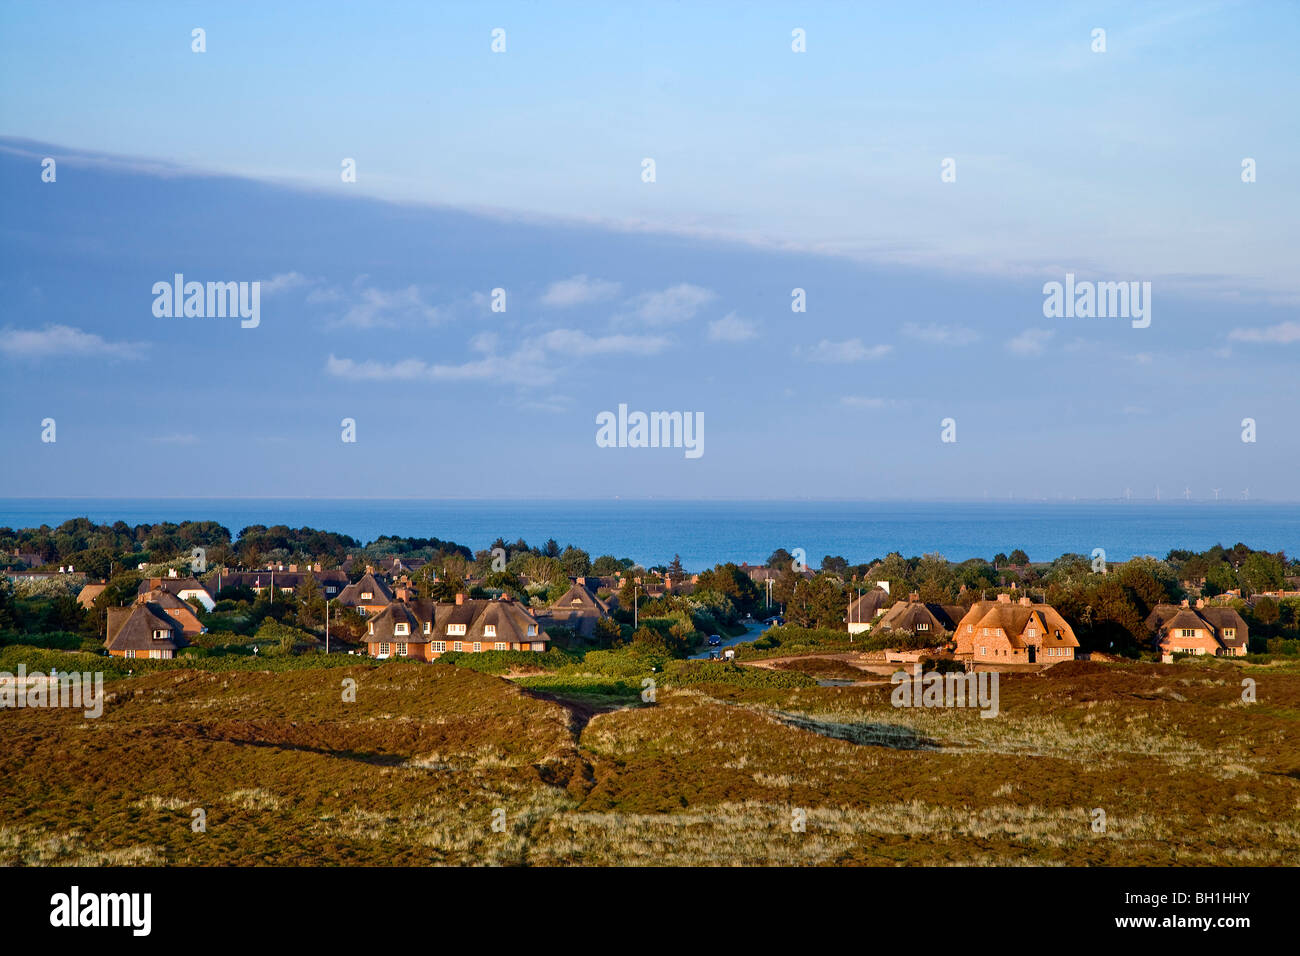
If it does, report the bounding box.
[1213,488,1221,501]
[1184,486,1191,500]
[1242,488,1250,501]
[1155,485,1161,501]
[1124,487,1132,501]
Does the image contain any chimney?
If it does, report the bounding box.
[576,576,585,585]
[1196,598,1205,609]
[1018,596,1032,607]
[455,593,464,606]
[499,592,511,602]
[997,593,1012,604]
[395,586,409,602]
[313,563,321,572]
[908,592,920,603]
[168,568,178,578]
[1181,598,1190,607]
[289,564,298,573]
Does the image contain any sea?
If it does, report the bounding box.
[1,499,1297,569]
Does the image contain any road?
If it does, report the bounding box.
[688,618,771,659]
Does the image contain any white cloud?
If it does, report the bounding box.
[902,321,979,346]
[707,312,758,343]
[1006,328,1054,357]
[803,338,892,363]
[259,272,312,295]
[337,285,444,328]
[1227,320,1300,344]
[0,324,145,361]
[535,328,670,356]
[840,396,896,409]
[626,283,716,324]
[540,274,621,307]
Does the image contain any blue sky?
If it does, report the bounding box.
[1,1,1297,500]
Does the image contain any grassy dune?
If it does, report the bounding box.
[1,657,1297,865]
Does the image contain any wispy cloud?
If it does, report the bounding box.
[337,285,445,329]
[707,312,757,343]
[840,396,898,409]
[1006,328,1054,357]
[802,338,892,363]
[324,328,667,386]
[540,274,621,307]
[148,433,199,444]
[1228,320,1300,344]
[0,324,146,361]
[624,283,716,325]
[902,321,979,346]
[259,272,313,295]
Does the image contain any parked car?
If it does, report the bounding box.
[707,634,721,646]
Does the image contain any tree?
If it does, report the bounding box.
[1240,552,1284,596]
[295,574,325,629]
[1009,549,1029,566]
[667,554,685,583]
[767,548,794,571]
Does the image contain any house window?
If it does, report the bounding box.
[484,625,497,638]
[424,622,431,634]
[358,607,367,617]
[378,642,390,656]
[495,642,507,651]
[527,625,537,636]
[916,623,929,631]
[153,629,168,641]
[367,623,374,635]
[125,649,136,659]
[454,641,463,652]
[1181,628,1196,637]
[473,642,482,652]
[361,591,373,600]
[1027,628,1037,638]
[979,646,987,656]
[432,641,446,653]
[982,627,989,636]
[1224,628,1235,638]
[966,625,973,633]
[396,643,407,656]
[447,624,466,636]
[996,628,1003,636]
[395,623,409,636]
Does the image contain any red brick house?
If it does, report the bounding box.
[1145,600,1248,661]
[363,593,550,661]
[953,594,1078,665]
[337,572,394,617]
[105,602,188,659]
[364,599,437,661]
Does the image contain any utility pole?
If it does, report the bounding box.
[325,596,333,654]
[633,583,639,629]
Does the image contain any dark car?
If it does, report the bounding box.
[707,634,721,646]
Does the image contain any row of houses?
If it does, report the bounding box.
[847,587,1249,664]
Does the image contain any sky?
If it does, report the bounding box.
[0,1,1297,500]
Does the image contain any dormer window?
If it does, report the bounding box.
[916,622,929,631]
[484,625,496,638]
[153,629,169,641]
[367,622,374,635]
[424,621,431,634]
[527,625,537,636]
[447,624,466,636]
[395,623,409,636]
[361,591,373,600]
[1224,628,1235,637]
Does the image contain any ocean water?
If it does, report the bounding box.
[1,499,1296,569]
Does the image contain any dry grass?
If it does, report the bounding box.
[1,657,1296,865]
